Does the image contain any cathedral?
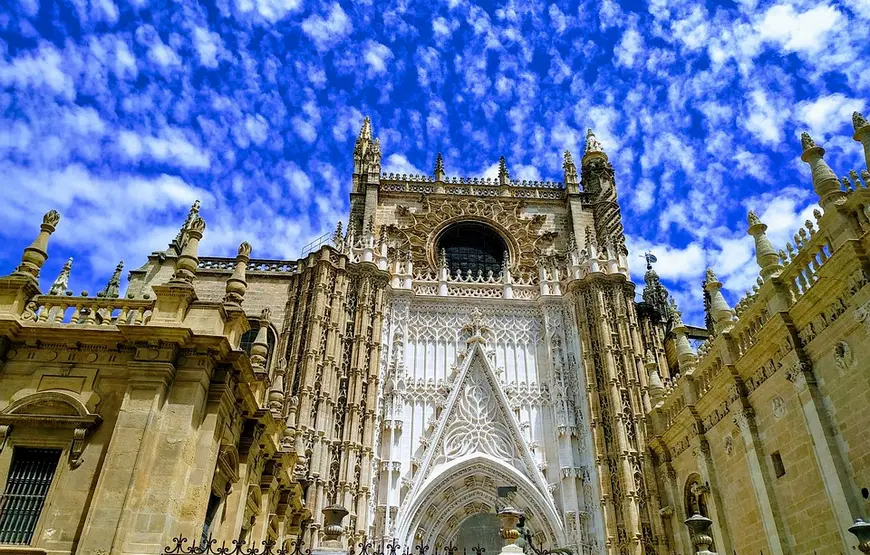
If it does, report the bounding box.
[1,113,870,555]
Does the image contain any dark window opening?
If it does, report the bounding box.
[861,487,868,499]
[0,447,61,544]
[437,222,507,277]
[201,492,222,544]
[772,452,786,478]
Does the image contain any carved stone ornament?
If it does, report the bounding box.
[391,197,550,276]
[772,396,787,419]
[724,435,733,456]
[835,340,854,370]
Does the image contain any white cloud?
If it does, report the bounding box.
[0,44,75,99]
[744,90,786,145]
[118,128,211,169]
[364,41,393,76]
[756,3,842,54]
[148,42,181,67]
[796,93,865,138]
[382,154,423,175]
[193,27,223,68]
[302,3,353,52]
[284,163,312,198]
[632,179,655,214]
[626,236,707,282]
[614,27,643,68]
[232,0,302,23]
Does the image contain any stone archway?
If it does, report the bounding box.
[395,454,565,549]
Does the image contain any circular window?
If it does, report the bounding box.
[437,222,507,277]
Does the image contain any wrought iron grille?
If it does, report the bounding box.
[0,447,61,544]
[164,537,308,555]
[438,222,506,277]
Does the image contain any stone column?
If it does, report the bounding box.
[787,363,863,552]
[732,407,791,555]
[689,440,733,555]
[75,355,175,555]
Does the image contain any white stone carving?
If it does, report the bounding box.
[772,396,787,419]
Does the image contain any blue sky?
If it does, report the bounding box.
[1,0,868,325]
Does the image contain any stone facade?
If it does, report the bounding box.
[0,115,869,555]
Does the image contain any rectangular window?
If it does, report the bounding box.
[771,451,786,478]
[0,448,61,544]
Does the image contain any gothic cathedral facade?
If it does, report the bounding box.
[1,114,870,555]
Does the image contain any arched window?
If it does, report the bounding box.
[437,222,507,277]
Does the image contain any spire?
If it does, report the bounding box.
[171,200,201,252]
[704,267,734,333]
[434,152,445,181]
[563,150,578,191]
[581,128,607,164]
[354,116,374,175]
[645,349,665,404]
[366,137,382,175]
[49,257,73,296]
[13,210,61,281]
[498,155,510,185]
[747,210,782,281]
[98,261,124,298]
[800,132,846,210]
[853,111,870,172]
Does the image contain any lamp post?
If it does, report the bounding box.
[684,514,717,555]
[849,519,870,553]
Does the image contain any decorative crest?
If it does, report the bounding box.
[238,241,252,257]
[49,257,73,296]
[585,129,603,154]
[800,132,816,151]
[854,111,869,131]
[188,215,206,234]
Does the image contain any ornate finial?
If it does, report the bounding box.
[358,116,372,141]
[434,152,445,180]
[705,267,718,283]
[43,210,61,227]
[366,216,374,234]
[747,210,761,227]
[439,248,448,269]
[563,149,578,188]
[172,200,201,249]
[13,209,62,280]
[238,241,252,257]
[854,111,869,131]
[378,225,387,247]
[585,129,603,154]
[644,251,658,270]
[645,349,655,366]
[333,221,343,247]
[368,138,382,174]
[260,306,272,323]
[800,132,816,151]
[99,260,124,298]
[49,257,73,296]
[498,155,510,182]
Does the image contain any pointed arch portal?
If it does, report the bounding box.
[394,341,566,549]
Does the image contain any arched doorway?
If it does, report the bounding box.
[456,513,502,554]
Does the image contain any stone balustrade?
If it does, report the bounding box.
[21,295,154,326]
